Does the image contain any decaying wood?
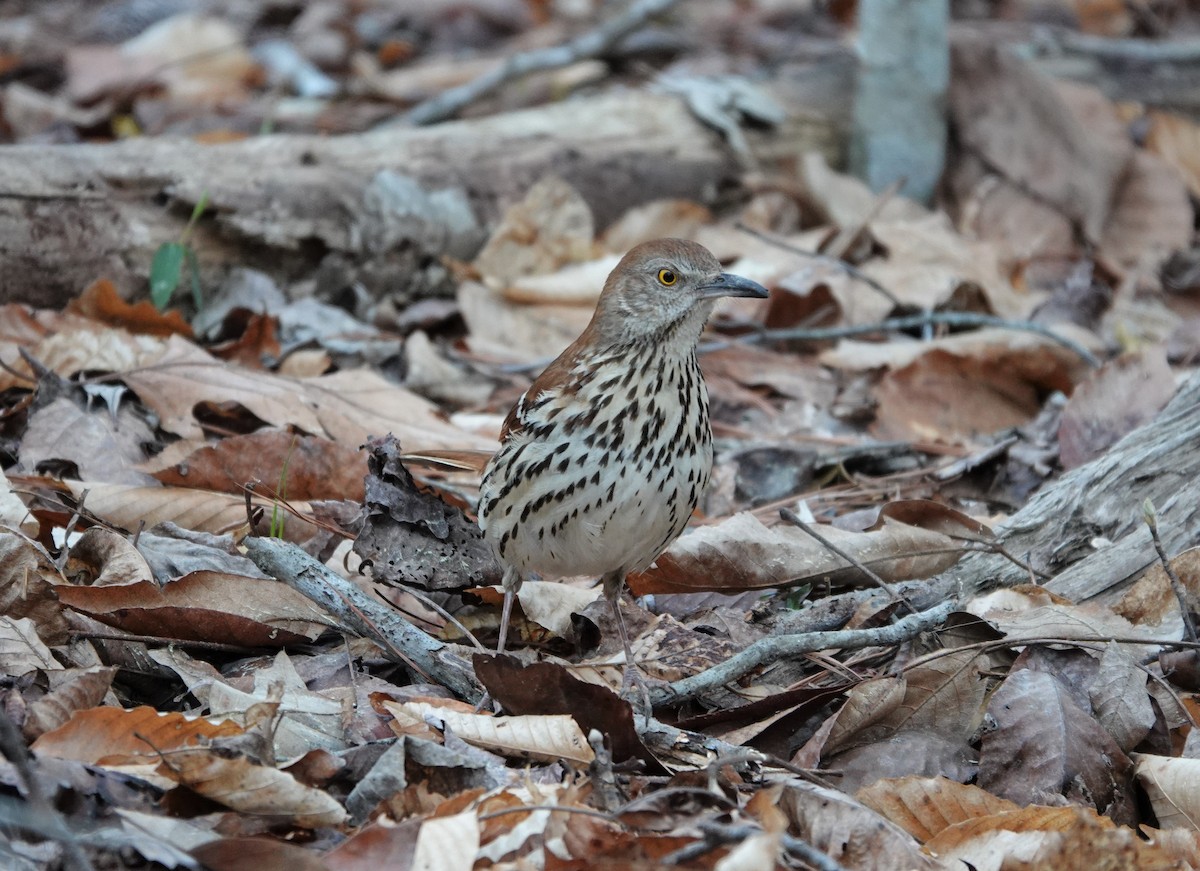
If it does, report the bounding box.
[243,536,482,701]
[944,371,1200,603]
[0,88,840,309]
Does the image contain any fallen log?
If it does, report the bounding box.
[0,86,842,308]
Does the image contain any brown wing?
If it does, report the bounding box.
[498,325,597,443]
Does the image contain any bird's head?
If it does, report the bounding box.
[590,238,769,345]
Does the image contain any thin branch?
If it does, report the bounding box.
[1052,30,1200,63]
[403,0,683,126]
[703,311,1102,367]
[1144,499,1196,642]
[780,508,919,615]
[733,220,902,307]
[653,600,956,706]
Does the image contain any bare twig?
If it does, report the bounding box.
[653,600,955,706]
[242,536,482,701]
[780,507,919,615]
[1051,30,1200,63]
[733,220,902,307]
[703,311,1102,367]
[403,0,683,125]
[1144,499,1196,642]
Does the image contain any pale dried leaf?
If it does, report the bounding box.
[1058,345,1177,469]
[630,511,967,595]
[0,616,58,676]
[65,526,154,587]
[17,398,157,487]
[458,280,591,362]
[504,254,620,305]
[517,580,602,638]
[413,810,480,871]
[473,176,595,285]
[0,468,37,536]
[156,747,348,827]
[383,701,594,764]
[62,480,316,538]
[1136,754,1200,831]
[303,368,493,451]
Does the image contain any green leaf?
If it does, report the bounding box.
[149,242,186,310]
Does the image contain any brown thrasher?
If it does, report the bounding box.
[478,238,769,687]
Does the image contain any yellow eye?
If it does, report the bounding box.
[657,269,677,286]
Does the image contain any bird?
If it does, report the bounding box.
[476,238,769,696]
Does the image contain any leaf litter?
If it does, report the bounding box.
[4,2,1200,869]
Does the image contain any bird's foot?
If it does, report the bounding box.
[619,664,654,719]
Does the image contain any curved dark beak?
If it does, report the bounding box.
[696,272,770,300]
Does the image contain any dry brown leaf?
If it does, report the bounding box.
[382,700,594,764]
[968,591,1163,648]
[0,467,37,536]
[64,527,154,587]
[304,368,493,451]
[157,746,348,827]
[865,216,1031,319]
[121,334,323,439]
[1113,547,1200,635]
[516,580,601,639]
[798,152,929,228]
[0,529,70,643]
[949,44,1130,243]
[61,479,317,539]
[473,175,595,286]
[1100,151,1192,269]
[22,327,166,391]
[629,511,968,595]
[1144,110,1200,198]
[778,780,942,870]
[1088,641,1155,752]
[150,430,368,501]
[819,325,1096,379]
[55,571,330,647]
[927,806,1143,871]
[458,279,592,363]
[32,705,243,764]
[118,15,256,103]
[1058,345,1176,469]
[22,666,118,741]
[871,348,1058,444]
[503,254,620,305]
[66,279,192,338]
[18,396,158,487]
[0,616,58,676]
[600,199,714,252]
[978,669,1133,817]
[155,648,348,759]
[857,775,1020,843]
